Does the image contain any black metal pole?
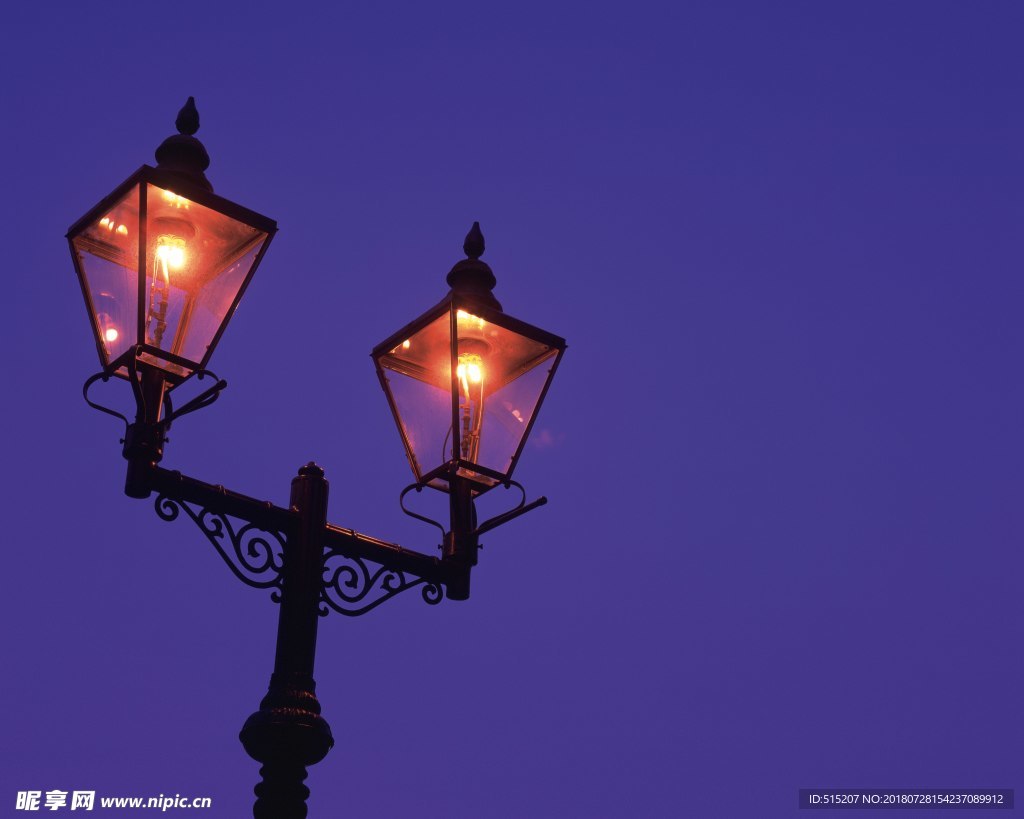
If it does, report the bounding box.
[123,367,166,499]
[240,462,334,819]
[442,475,477,600]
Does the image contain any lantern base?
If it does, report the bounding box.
[419,459,507,495]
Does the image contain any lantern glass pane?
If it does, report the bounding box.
[453,309,555,476]
[71,183,140,367]
[142,183,267,375]
[476,349,557,474]
[382,366,452,480]
[379,310,452,390]
[378,311,452,479]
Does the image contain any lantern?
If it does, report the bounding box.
[67,98,276,383]
[373,223,565,494]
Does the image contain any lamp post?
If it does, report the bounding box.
[68,99,566,819]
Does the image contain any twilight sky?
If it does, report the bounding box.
[1,2,1021,817]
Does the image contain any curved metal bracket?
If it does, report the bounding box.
[162,368,228,429]
[321,551,443,617]
[82,371,130,434]
[154,494,286,600]
[83,356,227,433]
[399,482,447,541]
[397,478,548,542]
[474,479,548,537]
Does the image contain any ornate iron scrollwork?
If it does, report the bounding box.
[321,551,443,617]
[155,494,286,598]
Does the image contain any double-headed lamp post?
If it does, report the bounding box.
[67,99,566,819]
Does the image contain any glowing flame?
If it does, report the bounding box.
[104,327,119,343]
[155,237,186,270]
[457,310,486,331]
[160,189,191,209]
[457,356,483,385]
[456,352,485,462]
[98,216,126,234]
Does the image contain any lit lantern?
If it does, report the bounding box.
[373,223,566,494]
[67,98,276,383]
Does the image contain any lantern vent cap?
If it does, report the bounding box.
[446,222,501,311]
[154,97,213,192]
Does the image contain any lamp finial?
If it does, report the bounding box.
[447,222,500,310]
[175,96,200,136]
[463,222,485,260]
[155,95,213,192]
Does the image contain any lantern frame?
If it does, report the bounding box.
[373,290,566,495]
[67,164,277,384]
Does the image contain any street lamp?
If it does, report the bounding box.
[68,97,274,384]
[373,221,566,599]
[68,99,566,819]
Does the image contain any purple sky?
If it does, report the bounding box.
[2,2,1021,816]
